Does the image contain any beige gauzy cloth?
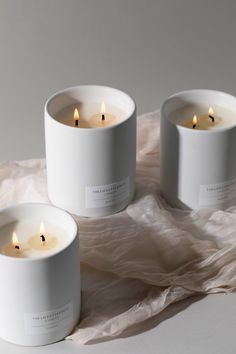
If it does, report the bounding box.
[1,111,236,344]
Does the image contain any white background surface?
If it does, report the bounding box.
[0,0,236,353]
[1,0,236,160]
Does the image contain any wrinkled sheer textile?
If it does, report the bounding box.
[1,111,236,344]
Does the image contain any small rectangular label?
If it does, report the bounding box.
[199,178,236,207]
[86,177,130,208]
[24,302,73,335]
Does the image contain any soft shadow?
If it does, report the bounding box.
[86,295,205,345]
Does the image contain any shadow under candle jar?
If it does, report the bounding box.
[0,203,80,346]
[45,85,136,217]
[160,89,236,209]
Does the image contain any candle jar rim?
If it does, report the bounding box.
[0,202,78,262]
[161,89,236,133]
[45,84,136,131]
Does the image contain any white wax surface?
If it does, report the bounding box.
[55,102,126,128]
[170,104,236,130]
[0,220,69,258]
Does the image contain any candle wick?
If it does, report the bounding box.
[75,119,79,127]
[102,114,105,121]
[40,235,46,245]
[14,245,20,250]
[192,124,196,129]
[209,115,215,123]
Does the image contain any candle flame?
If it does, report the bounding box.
[73,108,79,121]
[208,106,214,115]
[12,232,19,248]
[40,222,45,235]
[101,102,106,115]
[192,115,197,125]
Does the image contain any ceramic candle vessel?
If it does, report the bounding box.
[0,203,80,346]
[160,89,236,209]
[45,85,136,217]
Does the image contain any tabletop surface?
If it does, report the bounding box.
[1,293,236,354]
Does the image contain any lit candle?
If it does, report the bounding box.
[175,105,235,130]
[28,222,58,251]
[160,89,236,210]
[56,101,123,128]
[2,231,23,257]
[208,106,215,122]
[192,115,197,129]
[101,101,105,121]
[0,221,66,258]
[0,203,80,346]
[89,102,117,127]
[74,108,79,127]
[193,106,220,129]
[45,85,136,217]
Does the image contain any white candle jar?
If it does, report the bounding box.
[0,203,80,346]
[160,90,236,209]
[45,85,136,217]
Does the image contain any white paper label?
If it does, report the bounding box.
[199,178,236,207]
[24,302,73,335]
[86,177,130,208]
